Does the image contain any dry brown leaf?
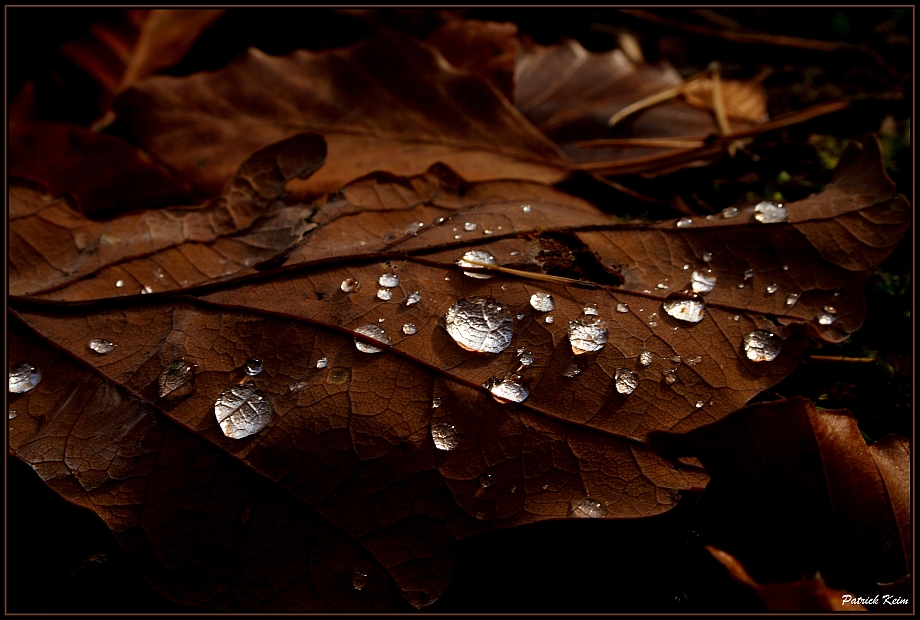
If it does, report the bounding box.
[426,18,521,100]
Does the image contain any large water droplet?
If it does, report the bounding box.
[690,271,716,294]
[662,293,706,323]
[639,350,654,367]
[406,291,422,306]
[244,358,263,376]
[88,339,116,354]
[676,217,693,228]
[376,288,392,301]
[487,373,530,403]
[463,222,477,232]
[568,313,609,355]
[352,569,369,591]
[316,357,328,369]
[615,368,639,395]
[353,324,391,353]
[480,474,493,488]
[402,323,418,335]
[529,292,555,312]
[431,422,459,450]
[562,364,582,378]
[9,362,41,394]
[742,330,782,362]
[753,201,788,223]
[570,497,607,519]
[444,297,513,353]
[214,384,272,439]
[456,249,497,279]
[616,303,629,313]
[721,206,739,219]
[378,273,399,288]
[340,277,359,293]
[158,359,195,399]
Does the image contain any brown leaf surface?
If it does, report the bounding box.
[651,397,910,591]
[111,33,570,198]
[707,547,867,611]
[426,18,521,100]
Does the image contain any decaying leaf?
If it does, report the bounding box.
[426,18,521,100]
[651,397,910,592]
[111,33,570,198]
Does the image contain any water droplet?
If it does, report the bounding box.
[404,221,424,236]
[744,269,755,280]
[115,279,124,288]
[784,293,800,308]
[456,249,498,279]
[616,303,629,313]
[509,250,521,257]
[702,251,714,262]
[683,263,691,270]
[354,324,391,353]
[518,351,535,366]
[571,497,607,519]
[568,313,609,355]
[88,339,116,354]
[669,355,682,363]
[378,273,399,288]
[521,204,532,213]
[766,283,778,294]
[480,474,493,488]
[376,288,392,301]
[656,281,670,290]
[340,277,359,293]
[545,315,554,324]
[515,314,525,321]
[542,484,549,491]
[562,364,582,378]
[583,302,599,315]
[742,330,782,362]
[823,305,837,315]
[378,318,385,323]
[244,358,263,376]
[832,289,841,297]
[141,285,153,294]
[738,283,745,289]
[686,355,702,366]
[721,206,739,219]
[639,350,654,367]
[406,291,422,306]
[9,362,41,394]
[214,383,272,439]
[511,486,517,494]
[783,264,790,271]
[487,372,530,403]
[676,217,693,228]
[753,201,788,224]
[158,359,195,399]
[402,323,418,335]
[648,312,659,327]
[431,397,442,409]
[662,292,706,323]
[463,222,477,232]
[817,311,838,325]
[733,315,740,321]
[431,422,459,450]
[316,357,328,369]
[691,271,717,293]
[9,410,18,420]
[349,568,369,591]
[444,297,513,353]
[483,228,494,235]
[529,292,555,312]
[663,369,678,385]
[615,368,639,395]
[453,234,462,240]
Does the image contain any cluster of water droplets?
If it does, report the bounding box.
[816,305,838,325]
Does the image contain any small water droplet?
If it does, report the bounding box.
[402,323,418,335]
[766,283,778,294]
[639,350,654,367]
[115,279,124,288]
[340,277,359,293]
[244,358,263,376]
[214,383,272,439]
[545,315,554,324]
[583,302,599,315]
[832,289,841,297]
[616,303,629,313]
[733,315,740,321]
[744,269,755,280]
[354,324,391,353]
[738,282,746,289]
[378,273,399,288]
[676,217,693,228]
[141,285,153,294]
[316,357,328,369]
[817,311,838,325]
[529,292,555,312]
[8,362,41,394]
[158,359,196,399]
[511,486,517,494]
[683,263,691,270]
[662,292,706,323]
[669,355,682,363]
[663,369,679,385]
[9,410,18,420]
[480,474,493,488]
[431,397,441,408]
[521,204,532,213]
[568,313,609,355]
[695,401,704,408]
[456,249,498,279]
[352,569,369,591]
[487,372,530,403]
[483,228,494,235]
[823,305,837,315]
[742,330,782,362]
[686,355,702,366]
[378,317,385,323]
[562,364,582,378]
[516,314,525,321]
[691,271,717,293]
[518,351,535,366]
[702,251,714,262]
[783,264,790,271]
[656,281,670,290]
[570,497,607,519]
[753,201,788,224]
[406,291,422,306]
[376,288,392,301]
[721,206,739,219]
[445,276,451,281]
[615,368,639,395]
[784,293,800,308]
[542,484,549,491]
[431,422,459,450]
[509,250,521,257]
[454,234,462,240]
[463,222,477,232]
[444,297,513,353]
[88,339,116,354]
